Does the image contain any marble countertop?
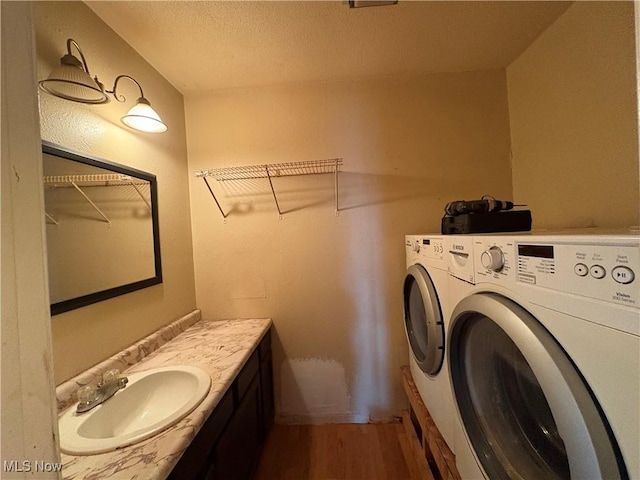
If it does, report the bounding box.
[59,316,272,480]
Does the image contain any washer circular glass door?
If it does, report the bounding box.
[449,293,627,480]
[403,264,445,376]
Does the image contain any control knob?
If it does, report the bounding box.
[413,241,420,253]
[481,247,504,271]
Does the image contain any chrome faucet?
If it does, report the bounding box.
[76,369,128,413]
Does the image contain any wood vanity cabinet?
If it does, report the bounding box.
[168,329,274,480]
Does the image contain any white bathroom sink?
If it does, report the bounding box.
[59,365,211,455]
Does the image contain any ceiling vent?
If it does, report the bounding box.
[348,0,398,8]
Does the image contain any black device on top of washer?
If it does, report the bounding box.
[441,210,532,234]
[441,196,532,234]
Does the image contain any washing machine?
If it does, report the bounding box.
[403,234,456,450]
[444,234,483,478]
[445,232,639,480]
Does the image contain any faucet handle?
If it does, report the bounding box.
[77,384,97,405]
[102,369,120,386]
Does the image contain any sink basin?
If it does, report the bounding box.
[59,365,211,455]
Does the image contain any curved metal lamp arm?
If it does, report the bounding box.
[67,38,92,74]
[107,75,145,103]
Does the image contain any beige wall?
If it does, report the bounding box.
[185,71,513,422]
[34,1,197,384]
[507,1,639,230]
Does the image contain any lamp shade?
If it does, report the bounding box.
[39,53,109,104]
[121,97,168,133]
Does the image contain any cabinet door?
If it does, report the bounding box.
[167,388,234,480]
[214,372,262,480]
[260,350,274,440]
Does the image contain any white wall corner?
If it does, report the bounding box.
[635,0,640,222]
[1,2,61,477]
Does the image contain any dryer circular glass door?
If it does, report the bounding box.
[449,292,627,480]
[403,264,445,376]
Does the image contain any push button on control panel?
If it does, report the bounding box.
[589,265,606,279]
[574,263,588,277]
[612,266,635,284]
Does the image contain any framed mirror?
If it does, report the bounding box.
[42,141,162,315]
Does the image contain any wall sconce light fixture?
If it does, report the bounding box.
[39,39,168,134]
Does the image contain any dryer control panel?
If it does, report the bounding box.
[406,236,445,265]
[419,237,444,261]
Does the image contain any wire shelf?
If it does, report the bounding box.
[195,158,343,181]
[195,158,343,219]
[43,174,147,187]
[43,174,151,225]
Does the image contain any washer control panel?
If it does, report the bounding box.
[473,237,639,308]
[481,246,505,272]
[474,239,515,283]
[516,241,638,308]
[446,236,475,284]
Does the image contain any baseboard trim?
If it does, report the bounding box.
[276,413,371,425]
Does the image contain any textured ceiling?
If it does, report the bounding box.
[86,1,571,95]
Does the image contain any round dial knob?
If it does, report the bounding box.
[413,241,420,253]
[481,247,504,271]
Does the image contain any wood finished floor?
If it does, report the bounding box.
[254,423,423,480]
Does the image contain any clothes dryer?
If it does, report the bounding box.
[403,235,456,450]
[446,232,639,480]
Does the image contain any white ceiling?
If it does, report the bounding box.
[86,1,571,95]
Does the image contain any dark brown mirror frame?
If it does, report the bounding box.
[42,141,162,315]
